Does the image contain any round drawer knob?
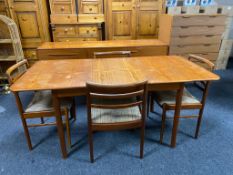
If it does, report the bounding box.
[89,8,92,11]
[61,7,65,11]
[64,29,68,33]
[87,30,90,33]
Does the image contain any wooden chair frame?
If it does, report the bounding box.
[93,51,132,58]
[150,54,215,143]
[86,81,147,163]
[7,60,76,150]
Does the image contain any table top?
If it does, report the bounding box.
[37,40,168,50]
[10,56,220,92]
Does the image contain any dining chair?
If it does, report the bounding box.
[149,54,215,143]
[93,51,131,58]
[6,59,76,150]
[86,81,147,163]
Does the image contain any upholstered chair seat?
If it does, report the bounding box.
[154,88,200,106]
[25,90,72,113]
[91,106,141,124]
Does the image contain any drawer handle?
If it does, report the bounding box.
[122,3,124,7]
[64,29,68,33]
[61,7,65,11]
[89,8,93,11]
[86,30,90,33]
[180,26,189,29]
[179,36,188,38]
[206,35,214,37]
[182,16,191,18]
[207,26,215,28]
[209,15,217,18]
[177,45,184,48]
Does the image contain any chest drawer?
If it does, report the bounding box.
[78,26,98,37]
[53,25,77,37]
[173,15,226,26]
[52,3,72,14]
[50,14,78,24]
[81,2,100,14]
[172,26,225,36]
[170,35,222,45]
[78,14,104,23]
[170,44,221,54]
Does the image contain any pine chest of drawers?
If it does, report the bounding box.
[159,14,227,66]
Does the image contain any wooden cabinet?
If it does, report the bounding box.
[159,14,226,66]
[0,0,50,62]
[49,0,104,41]
[7,0,50,49]
[37,40,168,60]
[105,0,163,40]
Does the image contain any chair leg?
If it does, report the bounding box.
[40,117,45,124]
[21,118,33,150]
[140,124,145,159]
[70,98,76,121]
[150,94,155,113]
[88,128,94,163]
[195,108,204,139]
[160,106,167,144]
[65,109,71,147]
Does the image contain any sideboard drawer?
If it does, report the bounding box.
[173,15,226,26]
[50,14,78,24]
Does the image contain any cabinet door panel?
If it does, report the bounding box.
[17,12,40,38]
[7,0,50,48]
[137,11,158,36]
[136,0,161,39]
[107,0,136,39]
[113,12,131,36]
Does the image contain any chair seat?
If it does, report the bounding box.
[25,90,72,113]
[154,88,200,106]
[91,106,141,124]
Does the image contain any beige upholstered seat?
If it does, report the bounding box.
[25,90,72,113]
[91,106,141,124]
[155,88,200,105]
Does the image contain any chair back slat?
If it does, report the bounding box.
[90,90,144,100]
[91,101,143,109]
[86,81,147,113]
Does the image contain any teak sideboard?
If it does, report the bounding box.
[37,40,168,60]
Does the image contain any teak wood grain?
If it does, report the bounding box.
[10,56,219,159]
[10,56,219,92]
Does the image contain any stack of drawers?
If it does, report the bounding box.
[49,0,104,42]
[159,14,226,68]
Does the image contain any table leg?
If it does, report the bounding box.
[52,93,68,158]
[170,83,184,148]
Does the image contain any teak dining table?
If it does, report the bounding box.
[10,56,220,159]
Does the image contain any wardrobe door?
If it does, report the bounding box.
[136,0,162,39]
[7,0,50,48]
[106,0,137,40]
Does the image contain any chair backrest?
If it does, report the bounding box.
[188,54,213,104]
[93,51,131,58]
[188,54,215,72]
[6,59,29,85]
[86,81,148,122]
